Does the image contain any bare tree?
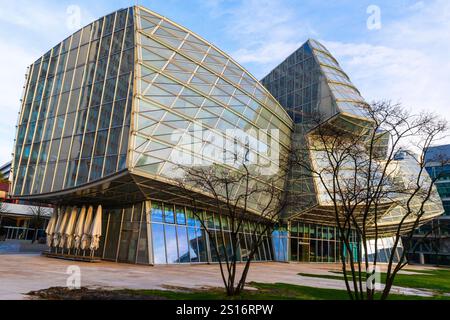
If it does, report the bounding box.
[0,201,8,241]
[0,172,8,183]
[29,206,47,244]
[403,220,443,267]
[293,101,447,300]
[175,146,288,296]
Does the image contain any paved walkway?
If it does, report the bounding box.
[0,240,47,254]
[0,254,439,299]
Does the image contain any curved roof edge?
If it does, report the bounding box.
[135,5,294,129]
[29,7,132,66]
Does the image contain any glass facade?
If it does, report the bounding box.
[261,39,369,127]
[260,39,373,219]
[288,222,359,263]
[261,39,443,262]
[407,145,450,265]
[99,200,272,264]
[149,201,272,264]
[409,218,450,265]
[363,236,403,263]
[426,160,450,217]
[12,6,293,218]
[271,227,289,261]
[13,8,134,195]
[101,202,149,264]
[12,6,292,265]
[130,7,292,214]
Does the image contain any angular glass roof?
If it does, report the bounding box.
[306,39,370,121]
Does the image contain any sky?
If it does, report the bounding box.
[0,0,449,165]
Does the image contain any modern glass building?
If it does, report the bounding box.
[11,6,292,264]
[11,7,443,265]
[407,144,450,265]
[261,39,444,262]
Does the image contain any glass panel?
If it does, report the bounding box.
[187,227,199,262]
[175,206,186,225]
[164,204,175,223]
[89,157,104,181]
[103,210,122,260]
[94,130,108,156]
[165,224,178,263]
[137,211,149,264]
[198,228,208,262]
[177,226,189,263]
[152,223,166,264]
[151,202,163,222]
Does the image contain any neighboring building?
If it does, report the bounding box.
[0,162,11,199]
[407,144,450,265]
[0,202,52,241]
[261,39,443,262]
[0,161,11,178]
[10,6,443,264]
[0,161,52,241]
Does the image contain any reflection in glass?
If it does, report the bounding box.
[187,227,199,262]
[151,202,163,222]
[176,206,186,225]
[164,204,175,223]
[165,224,178,263]
[152,223,166,264]
[177,226,189,263]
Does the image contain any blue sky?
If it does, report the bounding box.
[1,0,449,164]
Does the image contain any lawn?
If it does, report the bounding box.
[128,282,355,300]
[298,267,450,297]
[27,281,448,300]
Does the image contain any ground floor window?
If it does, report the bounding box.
[363,236,403,263]
[150,201,272,264]
[275,222,360,263]
[99,200,273,264]
[272,228,288,261]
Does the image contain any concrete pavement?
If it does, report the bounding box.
[0,253,439,299]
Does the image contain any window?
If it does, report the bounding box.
[151,202,163,222]
[165,225,178,263]
[176,206,186,225]
[164,204,175,224]
[152,224,166,264]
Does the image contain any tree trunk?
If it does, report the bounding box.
[32,228,38,244]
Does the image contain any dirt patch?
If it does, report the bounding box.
[27,287,167,300]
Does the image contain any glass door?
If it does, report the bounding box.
[299,242,310,262]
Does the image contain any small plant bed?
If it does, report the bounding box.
[26,281,443,300]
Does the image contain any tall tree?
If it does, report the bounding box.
[293,101,447,300]
[176,147,288,296]
[29,206,47,244]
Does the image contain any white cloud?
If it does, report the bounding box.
[204,0,450,145]
[233,41,302,64]
[407,1,425,11]
[0,39,38,165]
[203,0,316,78]
[0,1,94,36]
[0,2,96,165]
[323,41,435,105]
[322,0,450,132]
